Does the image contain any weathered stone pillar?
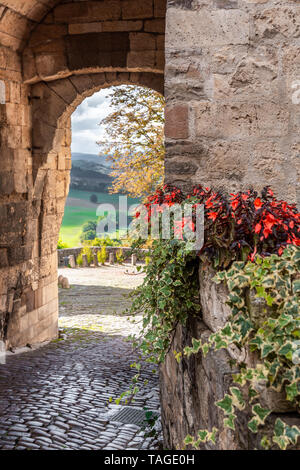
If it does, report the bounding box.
[82,254,89,268]
[93,254,99,267]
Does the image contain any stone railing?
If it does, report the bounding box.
[58,246,148,267]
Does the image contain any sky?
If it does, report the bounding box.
[71,88,112,155]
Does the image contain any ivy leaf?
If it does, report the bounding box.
[184,435,194,445]
[260,435,271,450]
[230,387,245,410]
[216,395,233,415]
[285,425,300,445]
[293,280,300,294]
[278,342,293,360]
[285,382,299,402]
[274,418,285,437]
[261,343,275,358]
[248,417,259,434]
[197,430,208,441]
[273,436,289,450]
[224,414,236,430]
[192,337,202,353]
[252,404,271,425]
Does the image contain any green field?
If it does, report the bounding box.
[59,189,140,247]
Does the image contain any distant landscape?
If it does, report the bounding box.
[59,153,140,247]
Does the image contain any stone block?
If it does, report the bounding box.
[54,1,121,23]
[122,0,153,20]
[166,9,249,49]
[35,51,68,81]
[129,33,156,51]
[68,23,103,35]
[66,32,129,70]
[127,50,156,69]
[165,104,189,139]
[254,6,300,39]
[102,20,143,32]
[194,102,289,139]
[154,0,167,18]
[144,19,165,33]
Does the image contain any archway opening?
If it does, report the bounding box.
[58,83,165,250]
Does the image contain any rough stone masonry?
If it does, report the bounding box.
[0,0,299,451]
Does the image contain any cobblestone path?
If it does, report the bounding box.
[0,266,161,450]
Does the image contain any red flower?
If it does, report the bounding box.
[208,211,218,221]
[263,227,272,238]
[254,198,263,210]
[231,199,239,211]
[255,223,262,234]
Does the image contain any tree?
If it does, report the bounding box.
[97,85,165,199]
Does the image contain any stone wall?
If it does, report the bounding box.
[164,0,300,206]
[160,265,300,450]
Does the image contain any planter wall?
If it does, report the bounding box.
[160,266,300,450]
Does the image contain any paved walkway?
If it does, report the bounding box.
[0,266,161,450]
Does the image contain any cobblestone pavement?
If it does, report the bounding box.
[0,266,161,450]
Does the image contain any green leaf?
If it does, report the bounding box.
[252,404,271,425]
[285,382,299,402]
[224,414,236,430]
[248,417,259,434]
[274,418,285,437]
[260,435,271,450]
[216,395,233,415]
[197,430,208,441]
[285,425,300,445]
[184,435,194,445]
[230,387,245,410]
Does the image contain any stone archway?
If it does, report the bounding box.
[0,0,166,349]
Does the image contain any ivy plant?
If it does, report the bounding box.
[185,245,300,450]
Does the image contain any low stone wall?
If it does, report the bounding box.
[58,246,147,267]
[160,266,300,450]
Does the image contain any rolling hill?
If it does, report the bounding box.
[70,152,112,192]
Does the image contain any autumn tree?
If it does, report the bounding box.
[97,85,165,199]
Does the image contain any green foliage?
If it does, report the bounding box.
[128,239,200,364]
[184,245,300,449]
[184,428,218,449]
[97,246,107,265]
[116,249,125,264]
[57,238,68,249]
[77,246,94,266]
[89,236,120,247]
